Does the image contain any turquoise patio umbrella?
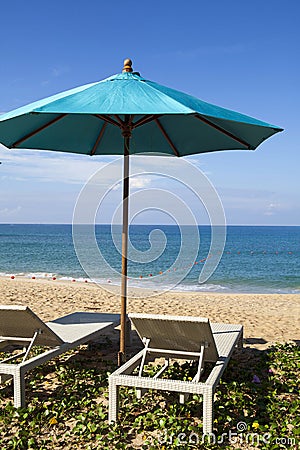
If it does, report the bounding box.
[0,59,283,363]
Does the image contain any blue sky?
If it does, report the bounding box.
[0,0,299,225]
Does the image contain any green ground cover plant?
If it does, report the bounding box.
[0,342,299,449]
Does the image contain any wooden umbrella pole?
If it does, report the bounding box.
[118,117,131,366]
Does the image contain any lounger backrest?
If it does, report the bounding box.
[0,305,63,346]
[129,313,219,362]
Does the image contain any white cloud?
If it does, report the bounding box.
[130,177,152,189]
[264,202,282,216]
[112,176,153,191]
[0,206,22,216]
[0,146,115,185]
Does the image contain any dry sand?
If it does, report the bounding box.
[1,277,299,349]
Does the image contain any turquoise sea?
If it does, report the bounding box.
[0,224,299,294]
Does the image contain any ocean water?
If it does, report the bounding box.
[0,224,299,294]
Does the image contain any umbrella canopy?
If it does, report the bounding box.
[0,60,282,155]
[0,59,283,363]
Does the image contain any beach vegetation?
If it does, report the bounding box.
[0,342,299,449]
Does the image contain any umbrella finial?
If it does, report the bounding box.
[122,59,133,72]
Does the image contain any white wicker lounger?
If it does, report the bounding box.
[109,313,243,435]
[0,305,120,408]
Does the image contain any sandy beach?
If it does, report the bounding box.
[1,277,299,349]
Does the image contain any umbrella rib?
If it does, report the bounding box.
[90,122,107,156]
[114,114,135,127]
[155,118,180,156]
[132,114,162,129]
[195,114,251,149]
[94,114,121,128]
[114,115,125,126]
[11,114,67,147]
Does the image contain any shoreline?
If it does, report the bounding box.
[1,273,299,296]
[0,277,299,350]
